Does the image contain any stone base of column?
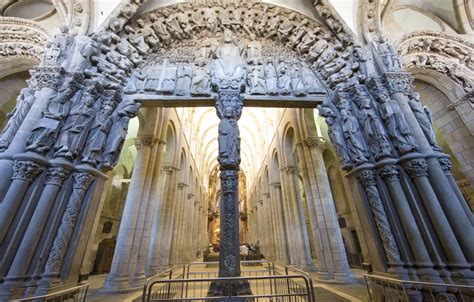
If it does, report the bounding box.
[207,280,252,298]
[333,271,355,283]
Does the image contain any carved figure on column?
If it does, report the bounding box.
[81,99,116,165]
[319,104,352,169]
[217,102,241,169]
[408,92,441,151]
[376,94,417,154]
[372,36,402,72]
[353,45,377,82]
[0,87,36,151]
[42,25,72,67]
[26,78,78,154]
[102,98,141,170]
[354,88,392,160]
[54,88,97,159]
[340,108,369,165]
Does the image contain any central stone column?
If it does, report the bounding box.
[207,29,251,297]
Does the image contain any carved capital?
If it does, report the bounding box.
[403,159,428,178]
[378,165,399,182]
[12,160,42,182]
[72,172,95,190]
[258,200,263,205]
[187,192,195,199]
[438,158,452,175]
[283,165,299,175]
[135,135,158,149]
[162,165,177,175]
[45,167,70,186]
[263,192,270,198]
[270,182,281,188]
[304,137,325,149]
[382,72,414,95]
[357,169,377,188]
[178,182,188,189]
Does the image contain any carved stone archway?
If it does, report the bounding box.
[0,0,472,300]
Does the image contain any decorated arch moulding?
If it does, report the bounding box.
[357,0,383,43]
[0,17,52,77]
[53,0,95,35]
[396,30,474,108]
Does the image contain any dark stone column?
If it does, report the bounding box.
[208,90,251,297]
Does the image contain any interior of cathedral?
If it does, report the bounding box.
[0,0,472,301]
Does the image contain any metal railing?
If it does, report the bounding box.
[10,283,89,302]
[143,261,315,302]
[364,274,474,302]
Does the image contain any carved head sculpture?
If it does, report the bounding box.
[135,18,146,28]
[249,33,256,41]
[223,29,234,43]
[224,107,234,118]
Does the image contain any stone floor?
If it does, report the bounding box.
[85,266,369,302]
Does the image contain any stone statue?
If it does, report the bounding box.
[277,13,296,42]
[314,47,337,69]
[0,87,36,151]
[248,65,266,95]
[355,93,392,159]
[301,65,323,94]
[151,15,172,45]
[136,18,160,48]
[408,92,441,151]
[242,4,257,35]
[307,38,329,61]
[246,34,262,65]
[340,108,369,165]
[42,25,72,67]
[124,69,147,94]
[176,64,193,96]
[218,106,241,168]
[204,5,218,33]
[177,7,193,38]
[125,25,150,55]
[55,89,97,159]
[319,104,351,168]
[296,28,320,55]
[353,45,377,82]
[373,36,402,72]
[377,94,417,154]
[290,63,307,96]
[26,79,77,154]
[166,12,185,40]
[288,19,310,48]
[212,29,246,90]
[82,101,115,165]
[277,60,292,95]
[68,33,100,72]
[330,63,358,87]
[265,8,281,39]
[191,8,205,29]
[191,61,211,96]
[102,99,141,169]
[320,53,348,79]
[159,64,177,94]
[264,59,279,95]
[144,66,162,92]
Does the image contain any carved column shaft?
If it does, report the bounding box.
[383,72,474,264]
[0,160,42,244]
[269,182,290,264]
[402,159,472,275]
[38,172,95,290]
[4,165,70,281]
[378,165,439,280]
[357,169,405,273]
